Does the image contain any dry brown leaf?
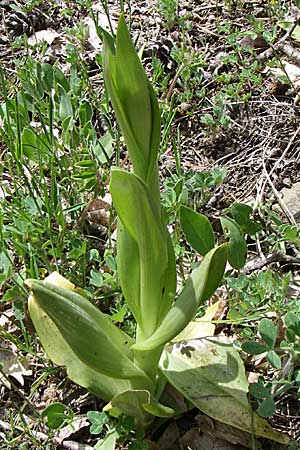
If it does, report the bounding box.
[180,428,249,450]
[0,349,31,388]
[196,415,262,449]
[157,421,180,450]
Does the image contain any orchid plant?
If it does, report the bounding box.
[25,15,228,429]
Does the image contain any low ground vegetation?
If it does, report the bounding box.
[1,1,300,449]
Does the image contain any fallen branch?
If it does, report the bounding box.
[242,250,300,274]
[257,16,300,64]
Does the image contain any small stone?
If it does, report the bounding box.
[282,177,292,188]
[273,182,300,218]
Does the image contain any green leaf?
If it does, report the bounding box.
[94,428,118,450]
[59,90,73,121]
[103,14,160,183]
[103,390,175,428]
[41,63,54,91]
[110,170,171,337]
[41,402,73,430]
[284,312,300,337]
[0,250,11,288]
[27,280,135,403]
[2,285,21,302]
[26,276,152,385]
[257,397,276,418]
[79,100,93,125]
[286,328,296,343]
[180,205,214,256]
[53,65,70,92]
[93,134,114,164]
[116,222,141,326]
[278,21,300,41]
[259,318,277,349]
[161,336,288,443]
[171,301,219,342]
[241,342,268,355]
[87,411,109,435]
[267,350,281,369]
[131,244,227,351]
[21,128,37,160]
[249,382,270,400]
[230,203,262,235]
[90,270,103,287]
[221,216,247,269]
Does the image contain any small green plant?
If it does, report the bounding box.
[242,313,300,418]
[156,0,178,29]
[41,402,74,430]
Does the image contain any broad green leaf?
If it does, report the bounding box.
[103,14,160,183]
[41,63,54,91]
[94,428,118,450]
[110,170,169,337]
[93,134,114,164]
[142,398,175,418]
[87,411,109,435]
[230,203,262,235]
[21,128,37,160]
[131,244,227,351]
[249,383,270,400]
[103,390,175,428]
[146,80,161,185]
[157,229,177,322]
[241,342,268,355]
[53,65,70,92]
[116,221,141,325]
[284,312,300,336]
[161,336,288,444]
[28,290,133,402]
[180,205,214,256]
[26,276,152,384]
[259,318,277,349]
[257,398,276,418]
[41,403,73,430]
[59,90,73,121]
[221,216,247,269]
[104,391,153,428]
[79,100,93,125]
[267,350,281,369]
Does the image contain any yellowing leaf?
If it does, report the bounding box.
[171,301,220,342]
[161,336,289,444]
